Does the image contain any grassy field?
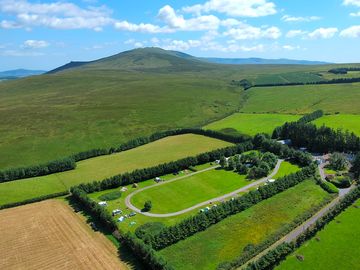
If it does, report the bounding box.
[0,200,127,270]
[313,114,360,136]
[0,69,241,170]
[159,180,331,270]
[204,113,300,136]
[131,168,249,214]
[0,134,231,206]
[251,72,323,85]
[273,161,301,179]
[277,199,360,270]
[241,83,360,114]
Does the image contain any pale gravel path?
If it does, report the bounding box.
[125,159,284,218]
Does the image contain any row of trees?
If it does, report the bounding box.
[0,157,76,183]
[252,76,360,88]
[145,165,317,250]
[272,122,360,153]
[243,185,360,270]
[296,109,324,124]
[328,67,360,74]
[71,142,254,194]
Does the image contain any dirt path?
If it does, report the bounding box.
[125,160,283,217]
[0,200,127,270]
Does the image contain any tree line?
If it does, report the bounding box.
[0,128,250,183]
[144,165,317,250]
[296,109,324,124]
[329,67,360,74]
[242,185,360,270]
[272,121,360,153]
[0,157,76,183]
[251,76,360,88]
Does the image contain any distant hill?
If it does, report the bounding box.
[0,69,46,78]
[47,47,212,74]
[201,57,330,65]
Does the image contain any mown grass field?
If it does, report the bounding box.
[273,161,301,179]
[204,113,300,136]
[159,180,331,270]
[0,134,231,206]
[131,168,249,214]
[0,200,127,270]
[313,114,360,135]
[241,83,360,114]
[276,199,360,270]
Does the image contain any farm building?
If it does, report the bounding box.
[120,187,128,192]
[277,139,292,145]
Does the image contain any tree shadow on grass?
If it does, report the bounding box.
[65,196,146,270]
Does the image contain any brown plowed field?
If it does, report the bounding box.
[0,200,127,270]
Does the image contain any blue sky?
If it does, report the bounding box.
[1,0,360,70]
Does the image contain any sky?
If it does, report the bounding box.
[1,0,360,70]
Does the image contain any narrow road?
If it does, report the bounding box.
[125,159,283,218]
[240,184,354,269]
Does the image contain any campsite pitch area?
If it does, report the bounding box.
[131,168,249,214]
[313,114,360,136]
[276,198,360,270]
[0,199,127,270]
[241,83,360,114]
[0,134,231,206]
[204,113,300,136]
[159,180,332,270]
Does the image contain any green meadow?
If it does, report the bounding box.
[241,83,360,114]
[204,113,300,136]
[131,169,249,214]
[277,199,360,270]
[313,114,360,136]
[0,134,231,206]
[273,161,301,179]
[159,180,331,270]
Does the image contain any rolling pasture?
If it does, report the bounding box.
[0,134,231,206]
[241,83,360,114]
[204,113,300,136]
[130,168,249,214]
[159,180,331,270]
[0,200,127,270]
[313,114,360,136]
[276,199,360,270]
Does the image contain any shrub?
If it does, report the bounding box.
[135,222,165,240]
[144,200,152,212]
[331,176,351,188]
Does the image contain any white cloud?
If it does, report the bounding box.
[157,5,220,31]
[0,0,114,30]
[183,0,276,17]
[0,20,21,29]
[340,25,360,38]
[350,11,360,16]
[23,39,49,48]
[286,29,308,38]
[282,45,300,50]
[224,23,281,40]
[282,15,321,22]
[114,21,170,33]
[308,27,338,39]
[343,0,360,7]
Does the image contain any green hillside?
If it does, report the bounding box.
[1,47,360,169]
